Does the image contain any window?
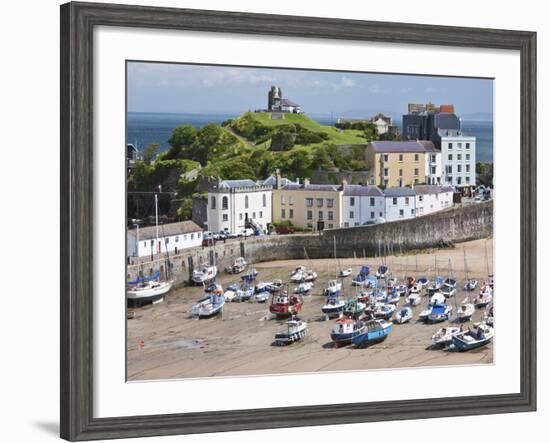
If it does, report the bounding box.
[370,211,375,219]
[431,154,436,163]
[327,198,334,208]
[281,195,286,205]
[281,209,286,218]
[344,222,349,228]
[383,168,389,177]
[379,212,383,217]
[399,154,403,162]
[289,196,295,205]
[457,165,462,173]
[370,197,375,206]
[457,154,462,161]
[306,198,313,207]
[399,169,403,177]
[307,223,313,229]
[383,154,389,162]
[244,195,249,209]
[466,153,470,161]
[328,211,333,220]
[405,197,409,205]
[399,209,404,217]
[350,197,355,206]
[466,143,471,149]
[317,198,324,207]
[446,165,453,174]
[414,179,419,185]
[349,211,354,219]
[411,209,415,215]
[355,222,360,227]
[414,168,419,176]
[252,212,256,219]
[175,236,179,242]
[328,224,333,229]
[318,211,323,220]
[289,209,294,218]
[259,211,263,218]
[392,197,397,205]
[210,196,216,209]
[466,164,470,173]
[222,214,228,222]
[431,166,436,174]
[222,196,228,210]
[262,194,267,207]
[383,179,389,186]
[457,177,462,185]
[466,177,470,183]
[239,213,243,220]
[307,210,313,220]
[448,154,453,161]
[419,195,423,202]
[448,142,453,149]
[414,154,419,162]
[191,233,194,239]
[197,232,201,238]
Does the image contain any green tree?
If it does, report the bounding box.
[142,142,160,164]
[164,125,197,160]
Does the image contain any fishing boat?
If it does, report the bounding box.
[418,304,434,322]
[373,302,396,320]
[127,279,173,307]
[338,268,353,278]
[269,289,303,318]
[254,291,270,303]
[394,306,413,324]
[449,322,494,351]
[191,265,218,285]
[322,292,346,318]
[274,319,308,345]
[351,319,392,347]
[225,257,247,274]
[294,281,313,294]
[376,265,389,279]
[474,284,493,307]
[431,326,460,347]
[343,299,366,319]
[330,317,366,347]
[456,299,475,322]
[191,291,225,318]
[223,283,239,302]
[324,279,342,296]
[427,304,453,323]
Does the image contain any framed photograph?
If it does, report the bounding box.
[60,1,537,441]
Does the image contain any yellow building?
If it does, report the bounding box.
[365,140,439,188]
[272,178,343,231]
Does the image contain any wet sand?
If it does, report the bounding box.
[127,238,494,381]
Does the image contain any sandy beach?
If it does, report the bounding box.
[127,238,494,381]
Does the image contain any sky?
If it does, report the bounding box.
[127,62,493,120]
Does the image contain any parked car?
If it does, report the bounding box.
[225,231,239,239]
[202,236,215,247]
[241,228,255,237]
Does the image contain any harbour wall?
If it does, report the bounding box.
[128,200,493,286]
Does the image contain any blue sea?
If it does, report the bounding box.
[127,112,494,163]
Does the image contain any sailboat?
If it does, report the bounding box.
[127,194,173,307]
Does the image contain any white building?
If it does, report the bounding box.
[342,184,385,227]
[414,185,454,216]
[370,113,392,135]
[207,179,272,234]
[127,220,203,258]
[424,150,443,185]
[439,130,476,188]
[384,188,417,221]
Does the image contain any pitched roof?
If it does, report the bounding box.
[280,183,341,192]
[262,175,298,187]
[384,187,416,197]
[129,220,203,241]
[370,140,437,153]
[219,179,259,189]
[281,98,300,107]
[414,185,454,195]
[343,184,384,197]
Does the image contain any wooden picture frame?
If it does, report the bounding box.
[60,2,537,440]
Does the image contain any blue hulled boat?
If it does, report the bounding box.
[351,319,392,347]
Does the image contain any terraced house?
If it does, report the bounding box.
[365,140,442,187]
[272,177,343,231]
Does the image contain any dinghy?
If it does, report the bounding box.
[394,306,413,324]
[274,319,307,345]
[240,268,258,283]
[351,319,392,347]
[431,326,460,347]
[351,266,370,286]
[330,318,366,347]
[406,288,423,306]
[191,291,225,318]
[449,322,494,351]
[417,277,429,287]
[338,268,353,278]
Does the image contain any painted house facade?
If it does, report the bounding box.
[439,130,477,188]
[342,184,385,227]
[414,185,454,216]
[127,220,203,259]
[384,188,417,221]
[207,179,272,234]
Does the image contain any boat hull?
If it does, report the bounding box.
[351,322,392,347]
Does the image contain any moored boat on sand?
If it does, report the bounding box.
[351,319,392,347]
[274,319,307,345]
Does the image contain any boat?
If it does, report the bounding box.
[191,291,225,318]
[254,291,270,303]
[474,284,493,307]
[269,288,303,318]
[394,306,413,324]
[406,288,422,306]
[406,276,416,288]
[324,279,342,296]
[290,266,317,283]
[234,284,255,302]
[376,265,389,279]
[322,292,346,318]
[395,284,407,297]
[427,276,444,296]
[418,304,434,321]
[431,327,461,347]
[225,256,247,274]
[483,303,494,326]
[449,322,494,351]
[191,265,218,285]
[352,266,370,286]
[419,293,446,321]
[464,279,478,291]
[456,299,475,322]
[384,288,400,304]
[266,279,284,292]
[127,279,172,307]
[417,277,429,287]
[373,302,396,320]
[330,317,366,347]
[205,282,223,293]
[351,319,392,347]
[294,281,313,294]
[343,299,366,319]
[240,268,258,282]
[441,283,456,298]
[427,304,453,323]
[274,319,307,345]
[356,289,373,303]
[223,283,239,302]
[255,281,273,293]
[338,268,353,278]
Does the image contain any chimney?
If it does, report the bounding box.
[275,169,281,189]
